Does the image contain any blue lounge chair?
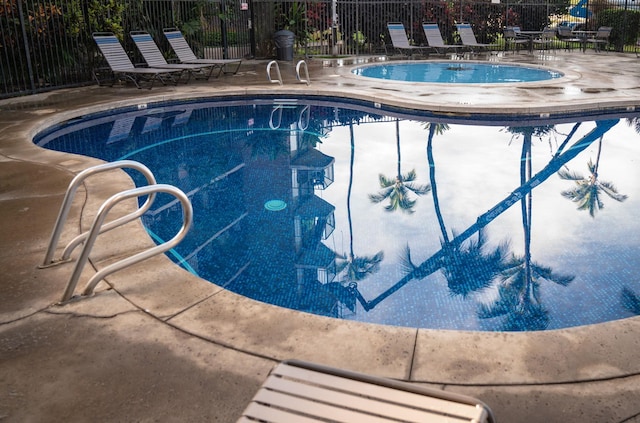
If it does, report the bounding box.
[163,28,242,77]
[92,32,181,89]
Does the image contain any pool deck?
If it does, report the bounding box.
[2,49,640,422]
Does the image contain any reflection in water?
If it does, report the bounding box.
[621,288,640,315]
[558,134,628,217]
[477,126,574,331]
[35,98,640,331]
[425,122,509,298]
[369,119,431,214]
[334,122,384,314]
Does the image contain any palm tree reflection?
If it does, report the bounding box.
[335,122,384,311]
[478,126,574,331]
[355,119,618,322]
[421,122,508,297]
[369,119,431,214]
[621,287,640,315]
[558,134,627,217]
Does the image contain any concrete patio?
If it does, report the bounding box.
[1,49,640,422]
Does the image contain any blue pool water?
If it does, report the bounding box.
[35,96,640,331]
[352,62,563,83]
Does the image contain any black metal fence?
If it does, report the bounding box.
[2,0,639,99]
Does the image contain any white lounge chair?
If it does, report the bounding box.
[456,23,498,53]
[163,28,242,77]
[239,359,496,423]
[387,22,430,57]
[422,23,463,55]
[92,32,182,89]
[129,31,215,80]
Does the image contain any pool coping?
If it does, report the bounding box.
[347,59,572,86]
[4,53,640,389]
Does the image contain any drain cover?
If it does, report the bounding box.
[264,199,287,211]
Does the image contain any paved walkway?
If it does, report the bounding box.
[1,50,640,422]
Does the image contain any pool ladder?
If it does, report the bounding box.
[267,60,311,85]
[40,160,193,303]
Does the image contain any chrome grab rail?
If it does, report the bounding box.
[41,161,157,268]
[266,60,283,85]
[61,184,193,303]
[296,60,311,85]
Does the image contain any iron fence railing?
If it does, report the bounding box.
[2,0,639,98]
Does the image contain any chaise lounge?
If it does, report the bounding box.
[92,32,183,89]
[239,359,496,422]
[387,22,431,57]
[163,28,242,77]
[129,31,217,80]
[422,23,464,55]
[456,23,498,53]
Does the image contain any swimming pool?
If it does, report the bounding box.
[352,61,564,83]
[35,96,640,331]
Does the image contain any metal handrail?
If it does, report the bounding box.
[266,60,283,85]
[40,161,157,268]
[61,184,193,303]
[296,60,311,85]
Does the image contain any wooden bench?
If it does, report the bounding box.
[239,360,496,422]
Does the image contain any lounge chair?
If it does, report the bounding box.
[456,23,498,53]
[386,22,430,57]
[92,32,182,89]
[129,31,216,80]
[585,26,612,52]
[239,359,496,422]
[503,27,529,53]
[163,28,242,77]
[422,23,463,55]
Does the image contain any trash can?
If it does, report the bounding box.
[273,30,295,61]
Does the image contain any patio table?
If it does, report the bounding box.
[572,30,598,52]
[517,31,543,53]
